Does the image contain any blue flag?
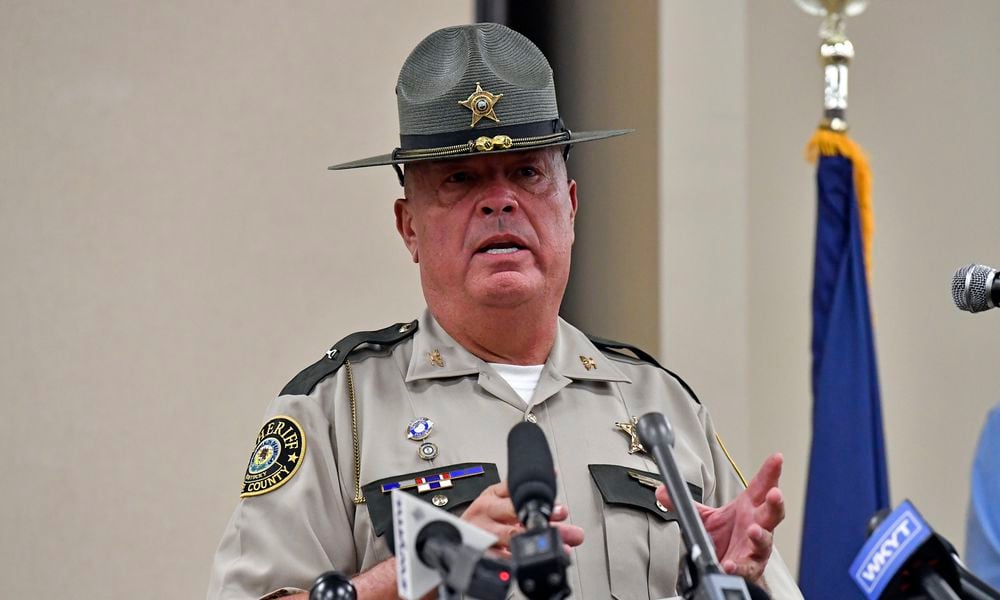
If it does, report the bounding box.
[799,132,890,599]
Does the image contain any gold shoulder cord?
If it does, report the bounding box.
[715,433,749,489]
[345,360,365,504]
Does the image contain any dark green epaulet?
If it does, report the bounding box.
[280,320,418,397]
[587,334,702,406]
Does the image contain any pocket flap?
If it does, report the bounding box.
[362,462,500,539]
[588,463,703,522]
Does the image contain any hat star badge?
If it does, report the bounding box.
[459,82,503,127]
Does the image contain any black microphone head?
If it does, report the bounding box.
[953,263,997,313]
[415,520,461,557]
[866,507,892,536]
[506,421,556,515]
[636,412,675,450]
[310,571,357,600]
[746,580,771,600]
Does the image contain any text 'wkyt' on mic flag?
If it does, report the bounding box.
[799,129,890,600]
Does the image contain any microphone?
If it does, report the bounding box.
[415,521,512,600]
[935,536,1000,600]
[952,264,1000,313]
[309,571,356,600]
[850,499,963,599]
[636,412,758,600]
[390,489,511,600]
[861,504,1000,600]
[506,421,571,599]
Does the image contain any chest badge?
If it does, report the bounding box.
[614,416,647,455]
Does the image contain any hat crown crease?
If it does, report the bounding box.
[395,23,559,137]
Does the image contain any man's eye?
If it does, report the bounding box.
[445,172,472,184]
[517,166,539,177]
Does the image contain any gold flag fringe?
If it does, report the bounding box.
[806,128,874,284]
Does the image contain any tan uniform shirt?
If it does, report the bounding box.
[208,310,803,599]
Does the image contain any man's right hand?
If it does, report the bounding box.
[301,481,584,600]
[460,481,584,555]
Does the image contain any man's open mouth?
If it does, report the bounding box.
[476,237,527,255]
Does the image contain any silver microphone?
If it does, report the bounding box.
[952,264,999,313]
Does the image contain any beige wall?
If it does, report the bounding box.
[0,2,469,598]
[5,0,1000,596]
[554,1,662,354]
[659,0,754,475]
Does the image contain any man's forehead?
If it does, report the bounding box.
[408,148,563,177]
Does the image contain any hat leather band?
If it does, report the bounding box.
[394,118,568,161]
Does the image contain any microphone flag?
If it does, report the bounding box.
[799,129,890,599]
[848,500,932,599]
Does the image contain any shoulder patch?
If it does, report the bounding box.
[280,320,418,396]
[241,416,306,497]
[587,334,702,405]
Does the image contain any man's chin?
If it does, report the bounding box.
[469,272,541,308]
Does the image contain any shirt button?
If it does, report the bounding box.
[432,494,449,507]
[525,413,537,423]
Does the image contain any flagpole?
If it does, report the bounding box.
[795,0,868,131]
[797,0,875,279]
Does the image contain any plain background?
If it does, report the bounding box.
[3,1,999,598]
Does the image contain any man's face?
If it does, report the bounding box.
[395,147,577,313]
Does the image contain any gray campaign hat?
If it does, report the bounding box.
[328,23,631,171]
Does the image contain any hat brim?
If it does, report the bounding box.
[327,128,633,170]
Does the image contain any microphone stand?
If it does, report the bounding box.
[637,412,755,600]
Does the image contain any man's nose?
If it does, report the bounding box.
[477,185,518,216]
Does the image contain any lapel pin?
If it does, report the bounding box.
[418,441,439,461]
[406,417,434,441]
[580,355,597,371]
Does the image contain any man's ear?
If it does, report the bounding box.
[394,198,419,263]
[567,179,578,226]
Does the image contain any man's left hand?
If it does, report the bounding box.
[655,452,785,585]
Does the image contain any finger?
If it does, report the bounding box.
[490,481,510,499]
[553,523,585,547]
[493,547,512,560]
[654,485,675,512]
[485,497,520,524]
[754,487,785,531]
[747,453,783,504]
[655,485,713,520]
[550,503,569,522]
[722,558,764,584]
[746,523,774,559]
[492,523,523,549]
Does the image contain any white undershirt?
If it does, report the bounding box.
[488,363,545,405]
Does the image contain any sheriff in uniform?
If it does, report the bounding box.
[208,23,804,600]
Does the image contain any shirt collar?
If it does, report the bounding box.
[405,309,631,385]
[548,316,631,383]
[405,309,481,382]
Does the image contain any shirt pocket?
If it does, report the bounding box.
[361,462,501,548]
[589,464,703,600]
